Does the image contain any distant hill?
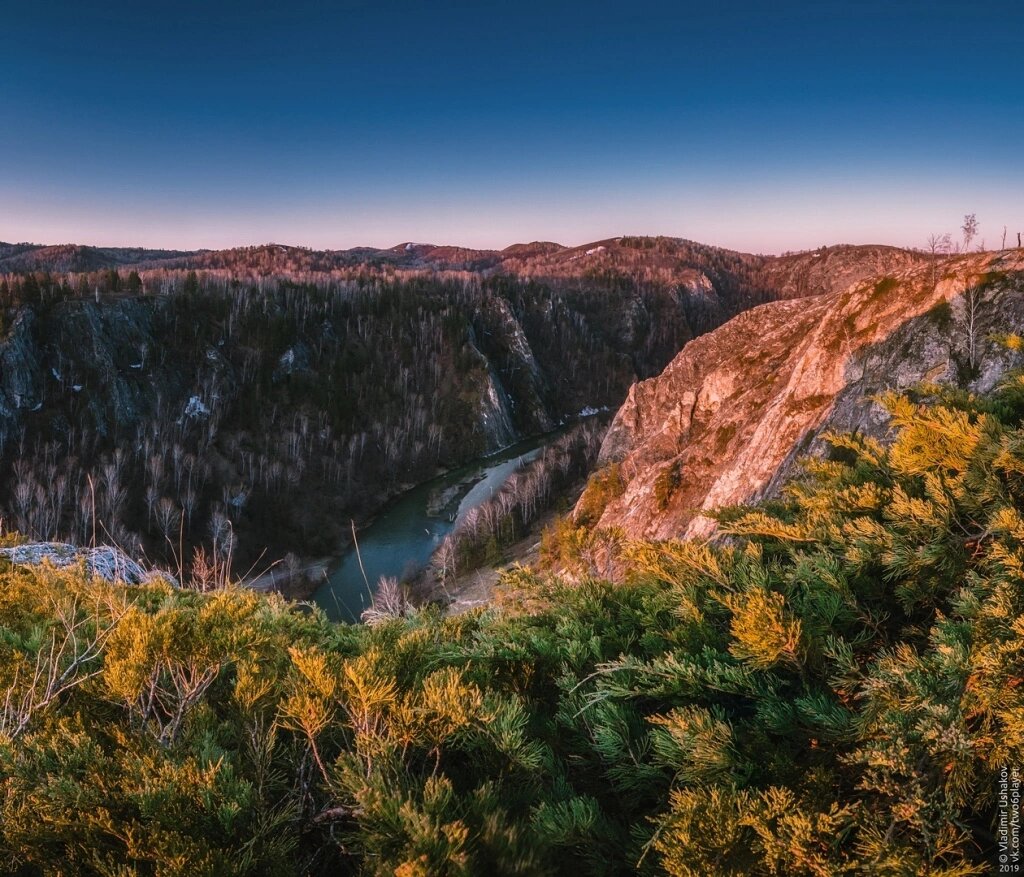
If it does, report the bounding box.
[0,237,924,299]
[0,242,196,273]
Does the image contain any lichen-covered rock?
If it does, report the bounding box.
[590,250,1024,539]
[0,542,175,586]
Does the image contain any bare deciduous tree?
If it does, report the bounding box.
[926,233,952,285]
[959,285,984,375]
[155,497,180,543]
[962,214,979,252]
[360,575,411,626]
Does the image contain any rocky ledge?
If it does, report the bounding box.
[587,250,1024,539]
[0,542,172,585]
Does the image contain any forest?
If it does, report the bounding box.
[1,340,1022,875]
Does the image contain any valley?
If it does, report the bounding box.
[311,429,556,622]
[0,236,909,598]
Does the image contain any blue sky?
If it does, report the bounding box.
[1,0,1022,252]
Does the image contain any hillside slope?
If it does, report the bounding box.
[588,249,1024,538]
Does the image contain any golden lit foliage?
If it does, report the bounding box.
[722,588,804,670]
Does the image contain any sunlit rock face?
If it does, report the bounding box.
[590,250,1024,540]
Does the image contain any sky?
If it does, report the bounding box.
[1,0,1022,254]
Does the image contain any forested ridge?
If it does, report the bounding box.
[2,343,1023,874]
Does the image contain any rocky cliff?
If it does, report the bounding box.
[588,250,1024,539]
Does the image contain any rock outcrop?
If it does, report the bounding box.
[760,244,925,299]
[590,251,1024,539]
[0,542,171,585]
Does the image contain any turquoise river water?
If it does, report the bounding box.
[311,433,554,621]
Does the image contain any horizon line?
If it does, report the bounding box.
[1,233,942,262]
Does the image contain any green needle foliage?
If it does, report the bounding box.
[3,346,1024,874]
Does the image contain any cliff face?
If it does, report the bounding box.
[590,251,1024,539]
[0,298,193,454]
[0,310,44,421]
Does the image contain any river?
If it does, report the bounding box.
[311,433,554,621]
